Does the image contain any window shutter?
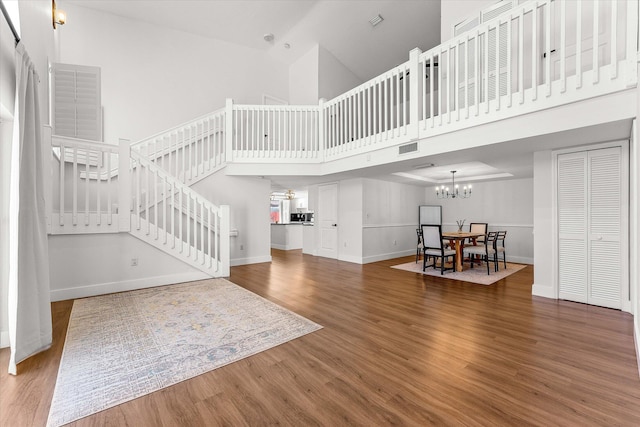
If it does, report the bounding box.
[52,63,102,142]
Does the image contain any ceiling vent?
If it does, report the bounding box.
[398,142,418,155]
[369,14,384,27]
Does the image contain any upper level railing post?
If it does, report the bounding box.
[318,98,326,162]
[225,98,234,163]
[118,138,131,232]
[409,47,422,140]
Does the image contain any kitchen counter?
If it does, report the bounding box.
[270,223,303,250]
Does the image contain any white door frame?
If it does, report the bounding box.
[552,139,630,312]
[317,182,339,259]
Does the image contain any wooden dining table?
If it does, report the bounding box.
[441,231,486,272]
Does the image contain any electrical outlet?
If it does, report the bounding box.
[344,241,347,247]
[393,240,397,246]
[240,244,244,250]
[131,257,138,267]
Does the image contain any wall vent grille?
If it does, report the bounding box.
[399,142,418,155]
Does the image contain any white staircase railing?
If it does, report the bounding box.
[49,134,230,277]
[131,108,226,187]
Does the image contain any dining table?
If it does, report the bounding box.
[441,231,486,272]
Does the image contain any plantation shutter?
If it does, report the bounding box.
[52,63,102,141]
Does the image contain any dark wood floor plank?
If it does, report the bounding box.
[2,249,639,426]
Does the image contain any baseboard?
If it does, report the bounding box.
[50,271,210,302]
[507,256,533,265]
[338,254,365,264]
[532,283,557,299]
[0,331,9,349]
[362,249,415,264]
[270,244,303,251]
[635,321,640,378]
[230,255,272,266]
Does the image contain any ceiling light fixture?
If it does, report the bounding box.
[263,33,274,42]
[52,0,66,29]
[436,171,472,199]
[369,14,384,27]
[284,42,291,49]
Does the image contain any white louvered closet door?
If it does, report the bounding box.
[558,152,588,304]
[557,147,624,309]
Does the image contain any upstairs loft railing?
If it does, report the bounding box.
[127,0,636,176]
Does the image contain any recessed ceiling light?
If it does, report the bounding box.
[369,14,384,27]
[284,42,291,49]
[263,33,274,42]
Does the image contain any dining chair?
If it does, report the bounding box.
[495,230,507,269]
[463,231,498,275]
[415,228,424,263]
[469,222,488,244]
[422,224,456,275]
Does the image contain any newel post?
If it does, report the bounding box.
[118,138,131,232]
[409,47,422,140]
[224,98,234,163]
[318,98,326,162]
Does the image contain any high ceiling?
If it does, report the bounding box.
[66,0,442,82]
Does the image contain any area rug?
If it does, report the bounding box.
[47,278,322,427]
[391,261,526,285]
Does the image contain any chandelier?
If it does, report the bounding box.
[436,171,472,199]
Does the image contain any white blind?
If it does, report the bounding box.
[52,63,102,142]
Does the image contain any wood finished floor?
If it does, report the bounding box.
[2,249,640,426]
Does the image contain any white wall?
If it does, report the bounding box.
[440,0,496,42]
[337,179,363,263]
[58,4,289,143]
[48,233,207,301]
[289,44,363,105]
[192,173,271,266]
[532,151,555,298]
[423,177,534,264]
[362,179,425,263]
[318,46,362,102]
[289,44,319,105]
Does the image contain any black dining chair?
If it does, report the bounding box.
[463,231,498,275]
[415,228,424,263]
[422,224,456,275]
[495,230,507,270]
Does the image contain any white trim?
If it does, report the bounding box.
[362,249,415,264]
[49,271,209,302]
[270,244,302,251]
[442,222,534,229]
[262,94,288,105]
[635,323,640,378]
[0,331,9,349]
[230,255,272,266]
[362,224,416,229]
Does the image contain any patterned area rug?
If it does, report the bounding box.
[391,261,526,285]
[47,279,322,427]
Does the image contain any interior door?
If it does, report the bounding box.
[317,183,338,259]
[557,146,625,309]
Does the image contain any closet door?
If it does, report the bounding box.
[588,147,623,309]
[557,147,624,309]
[558,151,588,303]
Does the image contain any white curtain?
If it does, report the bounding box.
[8,42,52,375]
